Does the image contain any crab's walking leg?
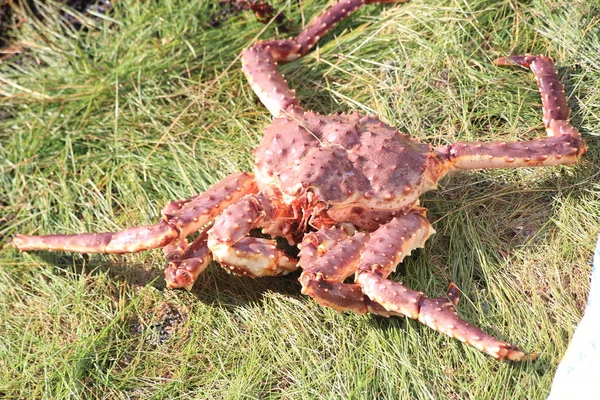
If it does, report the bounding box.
[433,56,586,174]
[352,212,533,361]
[207,193,299,277]
[164,228,212,290]
[13,222,180,254]
[242,0,409,116]
[161,172,258,238]
[13,172,257,254]
[298,226,391,315]
[494,55,570,130]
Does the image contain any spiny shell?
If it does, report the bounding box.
[254,111,431,212]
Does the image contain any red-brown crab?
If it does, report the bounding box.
[14,0,586,361]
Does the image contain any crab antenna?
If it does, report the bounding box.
[241,0,409,117]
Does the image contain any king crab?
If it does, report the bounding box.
[13,0,586,361]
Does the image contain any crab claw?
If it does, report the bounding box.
[164,229,212,290]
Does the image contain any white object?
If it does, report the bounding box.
[547,234,600,400]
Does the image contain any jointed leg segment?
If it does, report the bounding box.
[299,226,372,313]
[13,172,256,255]
[242,0,409,116]
[434,55,586,174]
[207,192,299,277]
[494,55,569,129]
[13,172,258,289]
[13,221,179,254]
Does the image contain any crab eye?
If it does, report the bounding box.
[351,206,364,216]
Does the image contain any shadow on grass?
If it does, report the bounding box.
[30,248,303,304]
[20,231,561,376]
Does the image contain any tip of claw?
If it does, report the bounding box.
[165,280,194,291]
[11,235,26,251]
[499,346,537,362]
[492,56,510,66]
[492,55,534,68]
[165,264,194,291]
[446,282,460,306]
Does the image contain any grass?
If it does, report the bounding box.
[1,0,599,398]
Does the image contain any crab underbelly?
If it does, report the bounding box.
[327,201,420,230]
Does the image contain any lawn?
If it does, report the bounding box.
[1,0,599,398]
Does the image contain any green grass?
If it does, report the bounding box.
[1,0,599,398]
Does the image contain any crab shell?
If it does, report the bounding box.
[254,111,438,229]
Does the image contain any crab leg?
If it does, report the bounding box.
[242,0,409,116]
[13,172,257,254]
[298,226,390,315]
[494,55,570,130]
[434,56,586,173]
[207,193,299,277]
[160,172,257,238]
[300,213,532,360]
[13,222,180,254]
[164,227,212,290]
[156,194,212,260]
[353,211,533,361]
